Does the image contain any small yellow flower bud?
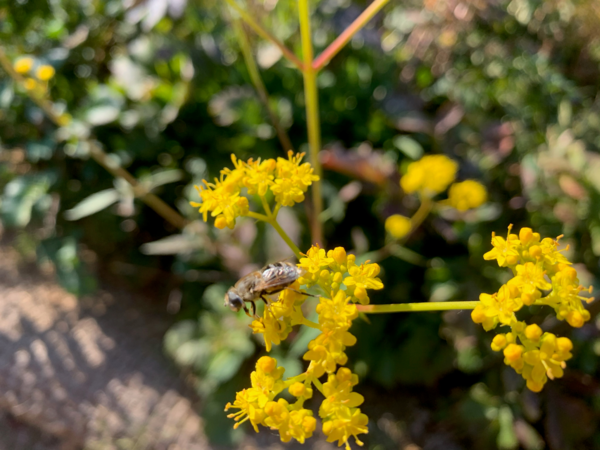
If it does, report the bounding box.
[529,245,541,259]
[319,269,330,280]
[36,64,55,81]
[330,247,347,264]
[336,367,353,382]
[519,227,534,245]
[566,310,585,328]
[14,57,34,74]
[504,344,523,362]
[525,324,542,341]
[214,216,227,229]
[526,379,544,392]
[256,356,276,374]
[470,306,486,324]
[289,382,306,397]
[385,214,411,239]
[562,266,578,283]
[491,334,507,351]
[556,337,573,353]
[354,286,368,302]
[332,272,343,284]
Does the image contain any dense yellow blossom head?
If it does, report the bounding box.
[445,180,487,211]
[400,154,457,196]
[191,152,318,229]
[385,214,411,239]
[475,225,593,392]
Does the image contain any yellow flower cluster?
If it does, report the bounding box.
[400,154,457,195]
[398,155,487,214]
[191,151,318,229]
[233,246,383,449]
[13,56,55,91]
[472,226,593,391]
[445,180,487,211]
[225,356,317,443]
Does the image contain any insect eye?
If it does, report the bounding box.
[226,292,244,312]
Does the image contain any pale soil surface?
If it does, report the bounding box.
[0,241,207,450]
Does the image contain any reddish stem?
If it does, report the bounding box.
[313,0,390,71]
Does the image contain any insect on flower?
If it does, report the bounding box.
[224,261,311,317]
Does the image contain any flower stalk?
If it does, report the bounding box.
[298,0,324,245]
[356,301,480,314]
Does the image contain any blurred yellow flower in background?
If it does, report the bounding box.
[385,214,411,239]
[445,180,487,211]
[36,64,55,81]
[400,154,457,196]
[13,56,33,74]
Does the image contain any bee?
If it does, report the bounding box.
[224,261,308,317]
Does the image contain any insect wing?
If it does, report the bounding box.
[254,262,301,293]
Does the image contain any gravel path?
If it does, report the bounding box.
[0,242,207,450]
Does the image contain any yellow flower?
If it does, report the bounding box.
[298,245,333,287]
[225,356,285,432]
[244,158,275,196]
[343,261,384,304]
[400,154,457,196]
[475,227,592,392]
[14,57,34,74]
[304,291,358,377]
[508,262,551,305]
[320,368,368,450]
[385,214,411,239]
[483,228,520,267]
[270,151,319,207]
[190,152,317,229]
[250,281,306,351]
[445,180,487,211]
[36,64,55,81]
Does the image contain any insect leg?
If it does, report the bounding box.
[242,303,253,318]
[260,295,271,305]
[288,288,317,298]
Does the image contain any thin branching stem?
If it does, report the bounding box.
[356,301,481,313]
[224,0,304,71]
[313,0,390,71]
[298,0,324,245]
[231,17,294,152]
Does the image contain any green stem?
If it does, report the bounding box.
[260,195,273,217]
[312,0,390,71]
[301,318,321,329]
[224,0,304,71]
[298,0,323,245]
[246,211,271,222]
[268,217,302,258]
[409,194,433,235]
[356,301,480,313]
[231,17,294,152]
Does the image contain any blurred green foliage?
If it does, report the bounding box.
[2,0,600,448]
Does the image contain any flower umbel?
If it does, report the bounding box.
[229,245,380,448]
[473,226,593,391]
[190,152,318,229]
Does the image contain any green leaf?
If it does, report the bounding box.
[64,188,120,220]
